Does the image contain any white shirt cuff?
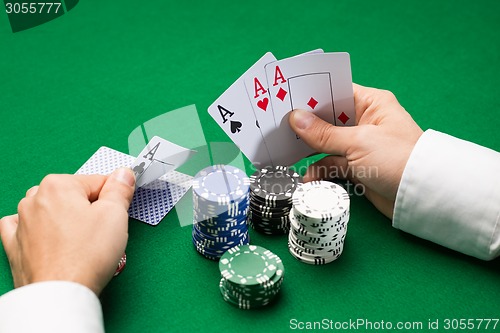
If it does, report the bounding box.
[393,129,500,260]
[0,281,104,333]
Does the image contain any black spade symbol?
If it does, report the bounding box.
[230,120,242,133]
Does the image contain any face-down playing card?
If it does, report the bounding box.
[76,146,192,226]
[264,52,355,166]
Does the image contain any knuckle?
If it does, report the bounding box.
[380,89,397,102]
[40,174,60,188]
[40,174,71,192]
[17,197,30,215]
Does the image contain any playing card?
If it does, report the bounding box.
[76,146,192,226]
[243,49,324,157]
[131,136,196,188]
[264,52,355,166]
[242,52,277,153]
[208,54,274,168]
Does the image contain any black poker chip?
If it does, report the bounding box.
[248,166,301,235]
[249,166,301,203]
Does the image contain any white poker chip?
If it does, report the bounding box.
[292,181,350,221]
[288,181,350,265]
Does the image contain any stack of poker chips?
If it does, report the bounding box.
[248,166,301,235]
[192,165,250,260]
[288,181,350,265]
[219,245,284,309]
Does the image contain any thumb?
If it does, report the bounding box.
[289,109,356,156]
[98,168,136,210]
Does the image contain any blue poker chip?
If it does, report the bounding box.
[192,165,252,261]
[193,215,248,228]
[192,231,250,259]
[195,217,247,228]
[193,165,250,205]
[194,218,247,231]
[192,225,248,241]
[194,190,250,206]
[193,203,249,222]
[193,194,249,218]
[192,235,248,251]
[193,223,248,240]
[192,229,248,248]
[195,226,248,238]
[194,223,248,237]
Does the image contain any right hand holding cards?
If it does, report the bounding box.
[208,50,355,167]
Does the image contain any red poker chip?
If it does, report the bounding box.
[114,253,127,277]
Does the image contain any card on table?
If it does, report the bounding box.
[130,135,196,188]
[76,146,192,226]
[208,52,276,168]
[264,52,355,166]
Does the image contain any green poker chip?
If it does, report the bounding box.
[218,244,285,309]
[219,245,277,286]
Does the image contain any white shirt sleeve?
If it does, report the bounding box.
[0,281,104,333]
[393,129,500,260]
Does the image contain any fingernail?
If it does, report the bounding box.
[111,168,135,187]
[292,109,314,130]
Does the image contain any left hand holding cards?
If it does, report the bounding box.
[0,168,135,295]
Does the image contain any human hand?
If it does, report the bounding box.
[289,84,423,218]
[0,168,135,295]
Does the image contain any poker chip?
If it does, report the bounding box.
[248,166,301,235]
[288,181,350,265]
[193,164,250,216]
[292,180,350,222]
[114,253,127,277]
[192,165,251,260]
[219,245,284,309]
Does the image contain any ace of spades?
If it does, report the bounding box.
[208,54,275,167]
[216,105,242,134]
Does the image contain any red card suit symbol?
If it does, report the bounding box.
[338,112,349,124]
[5,0,79,33]
[230,121,242,133]
[276,87,287,101]
[257,98,269,111]
[307,97,318,110]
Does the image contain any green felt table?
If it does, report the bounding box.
[1,1,499,332]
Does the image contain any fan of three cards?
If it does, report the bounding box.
[208,49,355,167]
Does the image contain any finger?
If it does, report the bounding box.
[38,174,108,203]
[0,214,19,253]
[352,82,376,96]
[97,168,136,211]
[303,156,351,182]
[25,186,39,197]
[352,83,380,123]
[289,109,357,156]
